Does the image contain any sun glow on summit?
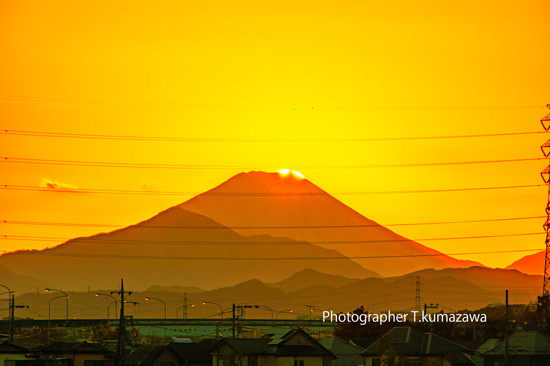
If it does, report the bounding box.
[278,169,305,179]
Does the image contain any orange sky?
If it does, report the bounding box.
[1,0,549,269]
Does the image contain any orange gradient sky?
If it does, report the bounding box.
[1,0,549,269]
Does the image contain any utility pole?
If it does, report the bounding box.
[424,303,439,314]
[112,279,132,366]
[232,304,236,337]
[415,276,421,313]
[9,294,29,342]
[183,292,188,320]
[232,304,258,337]
[538,104,550,328]
[9,293,13,343]
[305,305,315,321]
[505,290,509,366]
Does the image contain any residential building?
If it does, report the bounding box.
[33,341,116,366]
[211,328,335,366]
[478,329,550,366]
[362,327,475,366]
[319,337,363,366]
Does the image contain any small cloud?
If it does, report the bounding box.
[40,178,78,190]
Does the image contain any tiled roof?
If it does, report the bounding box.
[275,345,329,357]
[482,330,550,355]
[169,342,212,362]
[0,341,29,354]
[349,338,376,349]
[36,341,116,355]
[362,327,474,366]
[219,339,272,355]
[127,345,161,366]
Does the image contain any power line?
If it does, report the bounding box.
[2,215,544,229]
[0,157,544,169]
[0,183,544,196]
[0,95,545,110]
[0,248,542,261]
[0,129,544,142]
[1,232,545,246]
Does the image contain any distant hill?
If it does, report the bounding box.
[402,266,541,290]
[0,207,371,291]
[0,264,50,294]
[180,171,482,276]
[146,285,204,294]
[268,268,363,291]
[505,251,544,276]
[13,266,542,320]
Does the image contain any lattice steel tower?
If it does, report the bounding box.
[540,104,550,295]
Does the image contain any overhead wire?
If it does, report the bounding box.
[0,95,544,110]
[0,156,545,169]
[0,248,541,261]
[0,232,545,246]
[0,215,546,229]
[0,129,545,142]
[0,183,544,196]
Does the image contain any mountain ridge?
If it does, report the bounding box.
[180,171,482,276]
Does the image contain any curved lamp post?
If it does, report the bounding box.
[0,284,13,319]
[145,297,166,337]
[46,288,68,325]
[203,302,224,338]
[48,295,66,340]
[275,309,294,319]
[95,293,118,319]
[0,284,14,342]
[203,301,223,319]
[124,301,140,318]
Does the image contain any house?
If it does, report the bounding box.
[319,337,363,366]
[478,329,550,366]
[362,327,475,366]
[211,328,335,366]
[131,340,215,366]
[33,341,116,366]
[0,341,35,366]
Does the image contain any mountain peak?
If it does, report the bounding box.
[180,171,482,276]
[196,170,325,195]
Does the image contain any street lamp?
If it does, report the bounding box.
[203,302,225,338]
[48,295,66,340]
[276,310,294,319]
[145,297,166,337]
[0,284,15,342]
[203,302,223,319]
[46,288,68,326]
[0,284,13,320]
[124,301,140,318]
[95,293,118,319]
[256,305,274,320]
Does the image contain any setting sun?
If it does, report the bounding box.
[278,169,305,178]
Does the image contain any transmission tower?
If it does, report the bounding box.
[540,104,550,295]
[415,276,421,312]
[537,106,550,330]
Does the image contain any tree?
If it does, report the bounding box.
[90,323,116,345]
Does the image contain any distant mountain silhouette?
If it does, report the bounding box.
[402,266,541,289]
[13,266,541,319]
[0,207,371,291]
[0,264,50,294]
[180,171,481,276]
[268,268,362,292]
[505,251,544,276]
[146,285,204,293]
